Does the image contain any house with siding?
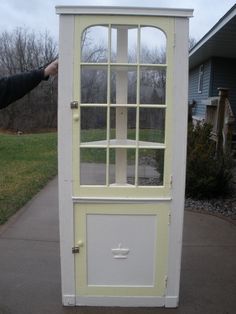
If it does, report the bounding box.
[189,4,236,123]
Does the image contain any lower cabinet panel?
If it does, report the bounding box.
[74,203,169,297]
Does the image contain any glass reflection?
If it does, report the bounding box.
[140,26,166,64]
[80,148,106,185]
[111,67,137,104]
[81,26,108,63]
[80,107,107,143]
[139,108,165,143]
[138,149,164,186]
[140,68,166,104]
[81,66,107,103]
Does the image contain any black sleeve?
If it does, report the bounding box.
[0,69,47,110]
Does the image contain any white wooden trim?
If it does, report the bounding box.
[166,17,189,302]
[75,296,166,307]
[72,196,172,203]
[115,28,128,184]
[65,294,178,307]
[56,6,193,18]
[165,296,179,308]
[58,15,75,303]
[62,295,76,306]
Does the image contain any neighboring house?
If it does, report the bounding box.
[189,4,236,123]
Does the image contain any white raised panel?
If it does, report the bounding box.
[86,214,157,286]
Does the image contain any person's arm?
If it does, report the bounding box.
[0,69,46,109]
[0,59,58,109]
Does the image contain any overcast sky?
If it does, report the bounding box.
[0,0,235,41]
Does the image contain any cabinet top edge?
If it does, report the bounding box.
[55,6,193,18]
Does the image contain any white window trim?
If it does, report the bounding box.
[197,64,204,93]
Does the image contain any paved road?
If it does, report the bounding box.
[0,177,236,314]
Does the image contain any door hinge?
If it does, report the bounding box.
[72,240,83,254]
[72,246,80,254]
[70,101,78,109]
[168,212,171,225]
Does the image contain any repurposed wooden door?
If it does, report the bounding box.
[72,15,174,302]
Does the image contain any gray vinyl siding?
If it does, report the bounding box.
[189,60,211,118]
[210,57,236,116]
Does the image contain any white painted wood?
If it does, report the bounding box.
[86,214,156,286]
[165,296,179,308]
[57,15,75,305]
[166,17,189,306]
[80,139,165,148]
[56,6,193,18]
[75,296,168,307]
[72,197,172,203]
[62,295,77,306]
[116,27,128,184]
[57,7,191,308]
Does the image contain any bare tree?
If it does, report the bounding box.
[189,36,197,50]
[0,28,58,131]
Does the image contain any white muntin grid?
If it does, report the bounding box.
[77,24,168,188]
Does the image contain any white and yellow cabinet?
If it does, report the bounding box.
[56,6,192,307]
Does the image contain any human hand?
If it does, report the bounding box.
[44,59,58,77]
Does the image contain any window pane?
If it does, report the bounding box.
[138,149,164,186]
[81,107,107,142]
[140,26,166,64]
[81,26,108,62]
[110,108,136,140]
[80,148,106,185]
[111,67,137,104]
[111,25,138,63]
[139,108,165,143]
[81,66,107,103]
[109,148,135,185]
[140,67,166,104]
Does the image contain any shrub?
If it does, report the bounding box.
[186,122,233,199]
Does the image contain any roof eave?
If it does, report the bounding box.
[189,4,236,65]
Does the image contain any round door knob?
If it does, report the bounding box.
[73,114,79,121]
[77,240,84,247]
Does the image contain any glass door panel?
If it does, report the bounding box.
[140,26,166,64]
[80,148,106,185]
[138,149,164,186]
[78,22,169,190]
[110,66,137,105]
[81,25,109,63]
[139,108,165,143]
[80,107,107,143]
[111,25,138,63]
[109,148,135,185]
[110,107,136,141]
[140,67,166,105]
[81,66,107,104]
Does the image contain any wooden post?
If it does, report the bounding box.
[216,87,229,157]
[115,27,128,184]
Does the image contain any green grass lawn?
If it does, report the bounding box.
[0,129,163,224]
[0,132,57,225]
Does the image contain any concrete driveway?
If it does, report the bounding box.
[0,177,235,314]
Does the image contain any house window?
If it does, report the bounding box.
[198,64,204,93]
